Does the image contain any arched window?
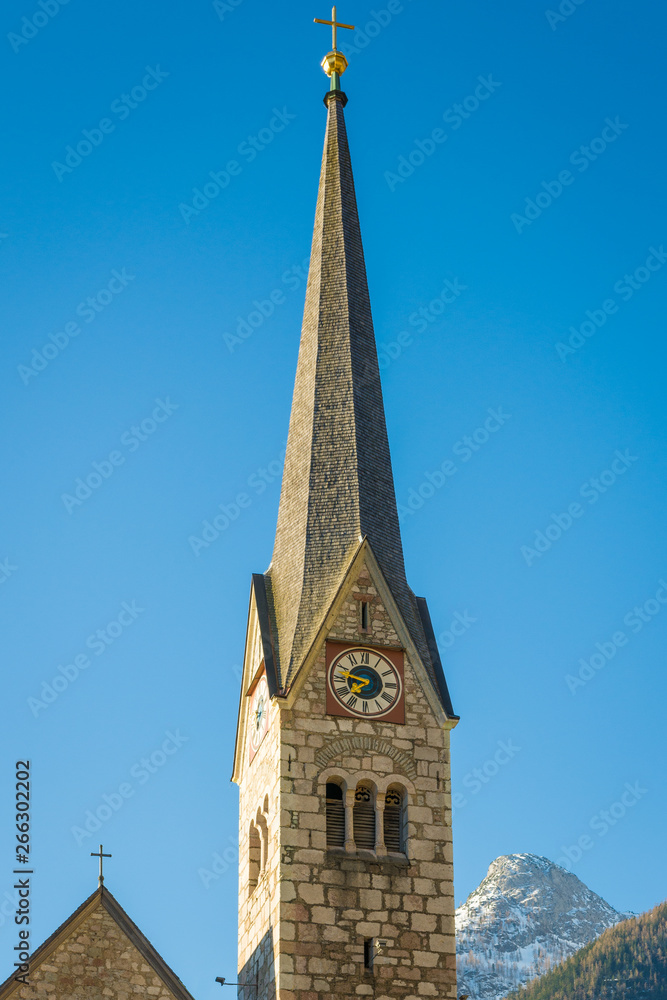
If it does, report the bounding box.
[248,822,261,893]
[383,786,404,853]
[326,782,345,848]
[256,811,269,871]
[353,783,375,850]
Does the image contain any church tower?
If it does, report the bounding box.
[232,17,459,1000]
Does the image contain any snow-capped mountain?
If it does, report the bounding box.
[456,854,626,1000]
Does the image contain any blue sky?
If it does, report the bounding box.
[1,0,666,995]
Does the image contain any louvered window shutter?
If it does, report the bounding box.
[353,787,375,850]
[326,783,345,848]
[384,789,403,853]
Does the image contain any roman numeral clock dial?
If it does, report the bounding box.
[248,674,269,762]
[326,645,405,723]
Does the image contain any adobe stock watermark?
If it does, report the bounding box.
[0,886,22,931]
[0,887,22,934]
[27,601,145,717]
[375,277,468,373]
[223,258,309,352]
[8,0,71,54]
[398,407,511,521]
[566,579,667,694]
[545,0,588,31]
[385,75,502,192]
[555,246,667,361]
[213,0,243,21]
[451,739,521,813]
[189,445,286,555]
[520,449,638,567]
[0,559,18,585]
[339,0,416,61]
[511,118,628,234]
[437,611,477,651]
[70,730,189,845]
[555,780,648,870]
[61,397,178,513]
[18,268,136,386]
[179,107,296,224]
[198,836,239,889]
[52,68,169,181]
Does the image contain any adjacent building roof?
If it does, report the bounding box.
[0,885,196,1000]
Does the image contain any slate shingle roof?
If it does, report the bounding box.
[265,89,446,699]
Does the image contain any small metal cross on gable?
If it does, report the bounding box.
[314,6,355,50]
[90,844,112,886]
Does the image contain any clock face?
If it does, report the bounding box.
[327,646,404,720]
[248,675,269,759]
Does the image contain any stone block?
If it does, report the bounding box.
[413,951,440,967]
[358,889,383,909]
[355,922,381,937]
[411,912,437,932]
[297,882,325,905]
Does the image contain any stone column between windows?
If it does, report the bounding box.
[344,787,355,852]
[375,791,387,856]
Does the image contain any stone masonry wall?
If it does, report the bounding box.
[8,906,179,1000]
[237,611,282,1000]
[237,559,456,1000]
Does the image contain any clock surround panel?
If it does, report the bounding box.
[326,641,405,724]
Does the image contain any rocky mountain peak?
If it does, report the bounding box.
[456,854,625,1000]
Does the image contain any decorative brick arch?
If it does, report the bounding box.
[315,735,417,781]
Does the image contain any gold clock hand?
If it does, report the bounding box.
[340,669,370,685]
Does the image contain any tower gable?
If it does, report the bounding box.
[283,538,455,727]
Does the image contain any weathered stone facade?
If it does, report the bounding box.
[0,889,195,1000]
[235,558,457,1000]
[237,597,282,998]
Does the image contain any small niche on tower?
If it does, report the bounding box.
[360,600,370,632]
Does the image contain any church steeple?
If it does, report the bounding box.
[233,46,458,1000]
[266,84,444,696]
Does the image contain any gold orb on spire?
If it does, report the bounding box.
[321,49,349,79]
[314,6,355,89]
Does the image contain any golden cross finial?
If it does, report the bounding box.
[90,844,112,886]
[314,6,355,51]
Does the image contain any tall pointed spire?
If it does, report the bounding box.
[266,84,439,691]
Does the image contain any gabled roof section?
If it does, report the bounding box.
[0,886,195,1000]
[231,574,280,783]
[416,597,458,721]
[267,88,436,688]
[251,573,279,697]
[280,537,457,724]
